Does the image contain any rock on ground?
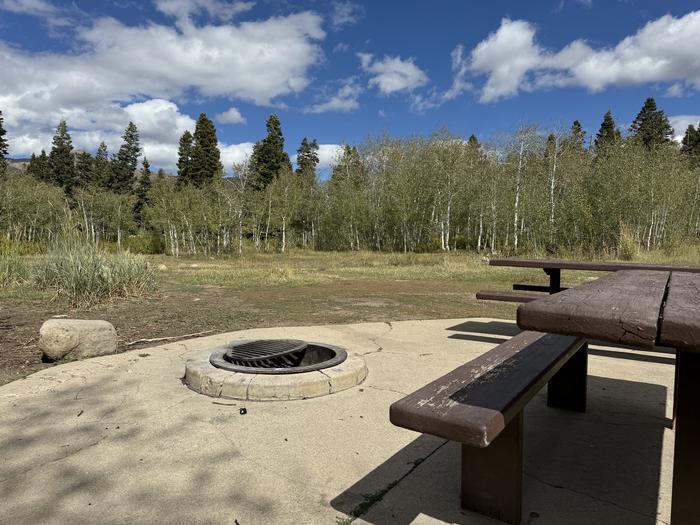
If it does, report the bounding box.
[39,319,118,361]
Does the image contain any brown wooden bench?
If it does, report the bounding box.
[475,290,542,303]
[477,258,700,304]
[390,331,588,524]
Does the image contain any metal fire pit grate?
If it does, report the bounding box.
[227,339,307,362]
[209,339,348,374]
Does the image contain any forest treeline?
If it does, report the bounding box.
[1,97,700,257]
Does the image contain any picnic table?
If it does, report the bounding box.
[477,257,700,303]
[518,269,699,525]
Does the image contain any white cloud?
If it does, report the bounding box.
[216,107,246,124]
[0,10,326,164]
[305,79,362,113]
[333,42,350,53]
[220,142,255,169]
[669,115,700,142]
[665,83,687,98]
[330,1,364,30]
[317,144,343,169]
[0,0,57,16]
[468,11,700,102]
[410,45,473,111]
[359,53,429,95]
[154,0,255,23]
[469,19,542,102]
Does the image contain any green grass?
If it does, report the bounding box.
[32,241,156,307]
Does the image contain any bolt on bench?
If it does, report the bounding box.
[390,331,587,525]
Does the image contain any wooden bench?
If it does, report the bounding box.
[390,331,588,524]
[475,291,542,303]
[477,258,700,304]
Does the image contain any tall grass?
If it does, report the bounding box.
[33,241,155,307]
[0,254,29,287]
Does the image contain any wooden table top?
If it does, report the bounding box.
[659,272,700,349]
[490,257,700,273]
[517,270,670,349]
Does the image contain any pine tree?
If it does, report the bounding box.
[28,149,51,182]
[0,110,8,177]
[134,157,152,227]
[48,120,75,192]
[176,130,194,186]
[466,134,480,151]
[681,124,700,168]
[570,120,586,150]
[629,97,674,149]
[94,142,111,189]
[295,137,319,180]
[249,114,292,190]
[594,110,621,150]
[75,151,94,188]
[110,121,140,193]
[189,113,222,186]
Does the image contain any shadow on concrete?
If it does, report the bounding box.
[332,376,667,525]
[447,320,521,337]
[447,319,676,366]
[0,373,276,524]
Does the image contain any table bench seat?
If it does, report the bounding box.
[390,331,587,524]
[512,282,568,293]
[475,290,542,303]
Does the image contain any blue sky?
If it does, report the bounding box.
[1,0,699,172]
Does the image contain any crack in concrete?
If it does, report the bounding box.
[338,438,449,524]
[524,472,669,524]
[366,385,408,396]
[317,370,333,393]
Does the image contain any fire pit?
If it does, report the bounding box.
[184,338,367,401]
[209,339,348,374]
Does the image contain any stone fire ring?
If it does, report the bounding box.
[184,349,368,401]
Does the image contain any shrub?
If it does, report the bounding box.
[0,254,29,287]
[617,224,638,261]
[33,241,156,307]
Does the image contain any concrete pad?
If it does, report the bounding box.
[0,318,675,524]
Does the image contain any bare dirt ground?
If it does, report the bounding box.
[0,278,516,385]
[3,251,606,386]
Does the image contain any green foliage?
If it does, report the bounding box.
[618,224,638,261]
[176,130,193,184]
[681,123,700,167]
[0,254,29,287]
[94,142,111,188]
[296,137,319,180]
[630,97,674,149]
[594,110,621,150]
[48,120,75,192]
[109,121,140,193]
[2,103,700,259]
[133,157,152,227]
[249,114,292,190]
[188,113,222,186]
[74,150,94,189]
[33,240,155,307]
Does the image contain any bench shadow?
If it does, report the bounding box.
[447,319,676,363]
[331,376,667,525]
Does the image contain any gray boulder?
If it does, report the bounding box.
[39,319,118,361]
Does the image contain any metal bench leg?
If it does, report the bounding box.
[543,268,561,294]
[670,349,700,525]
[547,342,587,412]
[461,412,522,525]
